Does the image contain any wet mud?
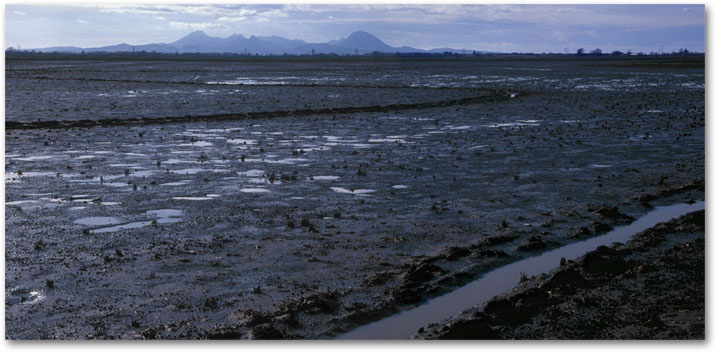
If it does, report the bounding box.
[5,58,704,339]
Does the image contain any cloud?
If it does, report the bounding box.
[168,21,225,30]
[217,16,247,23]
[260,9,288,18]
[256,17,269,23]
[76,19,88,24]
[237,9,257,17]
[13,10,27,16]
[95,4,273,18]
[155,16,165,20]
[28,4,704,31]
[283,4,703,29]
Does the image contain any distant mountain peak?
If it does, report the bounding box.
[24,30,487,55]
[342,31,381,42]
[338,31,392,52]
[347,30,374,38]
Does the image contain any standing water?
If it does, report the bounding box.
[337,201,704,339]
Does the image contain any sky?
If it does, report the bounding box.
[3,2,706,54]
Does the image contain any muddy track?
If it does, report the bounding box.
[5,90,511,130]
[417,208,705,339]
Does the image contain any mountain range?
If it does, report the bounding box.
[28,31,486,55]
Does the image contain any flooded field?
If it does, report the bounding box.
[4,58,704,339]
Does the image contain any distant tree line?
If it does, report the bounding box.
[5,47,702,61]
[575,47,694,57]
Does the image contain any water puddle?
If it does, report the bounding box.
[13,155,56,162]
[350,144,375,149]
[484,122,540,128]
[261,158,309,165]
[302,146,331,152]
[330,187,376,195]
[324,136,360,143]
[227,139,257,145]
[368,138,408,143]
[74,217,121,226]
[43,197,65,203]
[176,132,219,138]
[108,163,143,168]
[78,210,184,234]
[6,200,40,206]
[337,201,704,339]
[310,176,340,181]
[129,170,155,177]
[91,221,153,234]
[170,168,229,175]
[178,141,213,147]
[8,287,45,305]
[164,159,195,165]
[71,198,95,203]
[147,209,183,224]
[204,128,243,133]
[240,188,270,193]
[173,195,219,201]
[237,170,264,177]
[160,180,192,186]
[246,178,281,185]
[102,182,131,188]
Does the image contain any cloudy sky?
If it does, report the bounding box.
[4,2,705,53]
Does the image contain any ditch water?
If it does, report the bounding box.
[337,200,705,339]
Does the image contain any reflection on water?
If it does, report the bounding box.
[91,221,153,234]
[330,187,375,195]
[74,216,121,226]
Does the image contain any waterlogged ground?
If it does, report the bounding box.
[5,58,704,339]
[5,59,703,123]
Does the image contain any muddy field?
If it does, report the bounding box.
[4,57,704,339]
